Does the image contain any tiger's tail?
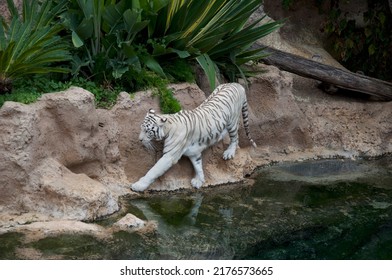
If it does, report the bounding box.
[242,101,257,148]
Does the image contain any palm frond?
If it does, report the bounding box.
[0,0,70,93]
[152,0,283,88]
[196,53,219,90]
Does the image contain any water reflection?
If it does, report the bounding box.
[2,158,392,260]
[124,158,392,259]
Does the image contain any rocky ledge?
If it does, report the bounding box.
[0,65,391,236]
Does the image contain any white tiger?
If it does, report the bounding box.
[131,83,257,192]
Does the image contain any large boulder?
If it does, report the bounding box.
[0,87,123,220]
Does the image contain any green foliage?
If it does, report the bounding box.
[0,76,68,106]
[0,233,23,259]
[0,89,42,106]
[324,1,392,80]
[161,58,195,83]
[158,87,182,114]
[0,0,71,94]
[150,0,283,89]
[1,71,180,113]
[1,76,122,108]
[3,0,281,112]
[62,0,150,82]
[69,77,123,108]
[122,69,181,114]
[282,0,295,10]
[62,0,282,90]
[281,0,392,81]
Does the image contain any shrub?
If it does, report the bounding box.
[0,0,70,94]
[63,0,282,90]
[1,75,121,109]
[280,0,392,81]
[1,71,180,112]
[121,69,181,114]
[4,0,282,111]
[140,0,283,89]
[62,0,150,82]
[324,0,392,80]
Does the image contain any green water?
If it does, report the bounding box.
[2,158,392,259]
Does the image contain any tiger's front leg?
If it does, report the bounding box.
[188,155,205,189]
[131,154,180,192]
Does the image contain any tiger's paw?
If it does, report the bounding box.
[191,177,204,189]
[131,179,149,192]
[223,149,235,160]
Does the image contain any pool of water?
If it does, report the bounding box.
[1,157,392,260]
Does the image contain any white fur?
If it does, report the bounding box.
[131,83,255,192]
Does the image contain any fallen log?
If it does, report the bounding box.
[258,45,392,101]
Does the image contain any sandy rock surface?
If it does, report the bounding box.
[1,69,390,235]
[0,0,391,242]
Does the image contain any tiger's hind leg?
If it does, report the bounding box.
[223,123,239,160]
[188,154,205,189]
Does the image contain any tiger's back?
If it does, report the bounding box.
[163,83,255,154]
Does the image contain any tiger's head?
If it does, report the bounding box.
[139,109,167,151]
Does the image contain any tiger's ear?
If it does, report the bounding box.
[160,117,167,123]
[149,108,155,114]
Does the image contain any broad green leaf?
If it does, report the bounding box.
[122,44,137,58]
[112,66,129,79]
[368,44,376,56]
[133,20,150,35]
[76,18,94,40]
[196,54,217,90]
[123,9,138,31]
[72,31,85,48]
[141,54,166,78]
[168,48,190,58]
[124,10,149,34]
[103,2,125,33]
